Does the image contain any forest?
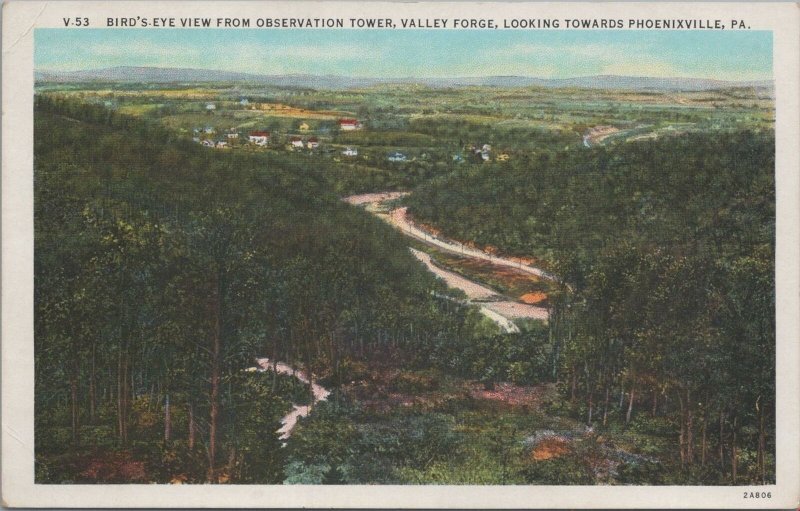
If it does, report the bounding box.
[34,96,488,483]
[406,129,775,483]
[34,89,775,485]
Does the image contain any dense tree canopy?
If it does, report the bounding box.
[406,130,775,483]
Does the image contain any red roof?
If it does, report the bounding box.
[338,118,359,125]
[249,131,270,137]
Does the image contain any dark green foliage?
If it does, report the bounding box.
[406,130,775,484]
[33,96,475,483]
[286,400,462,484]
[519,455,594,485]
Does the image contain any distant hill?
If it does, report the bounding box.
[35,66,774,92]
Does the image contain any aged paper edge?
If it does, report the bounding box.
[2,1,798,508]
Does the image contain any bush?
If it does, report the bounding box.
[519,455,594,484]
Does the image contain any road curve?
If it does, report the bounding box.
[251,358,330,441]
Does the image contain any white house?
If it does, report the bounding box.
[387,152,407,162]
[248,131,270,146]
[338,118,362,131]
[290,137,304,148]
[342,147,358,157]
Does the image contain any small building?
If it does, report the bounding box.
[299,122,311,132]
[338,118,362,131]
[206,103,216,112]
[290,137,304,148]
[215,140,228,149]
[226,129,239,140]
[307,137,319,149]
[387,152,407,162]
[342,147,358,157]
[202,140,215,147]
[248,131,270,146]
[239,98,249,106]
[496,153,510,162]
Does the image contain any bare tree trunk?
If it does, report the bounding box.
[731,415,738,484]
[757,400,765,485]
[686,388,694,465]
[70,374,79,444]
[625,383,636,426]
[164,394,171,443]
[188,401,196,450]
[719,409,726,472]
[602,385,610,426]
[678,391,686,468]
[587,390,594,425]
[117,350,123,440]
[122,351,129,443]
[208,271,222,483]
[570,369,577,403]
[89,343,96,423]
[117,349,129,443]
[701,413,707,467]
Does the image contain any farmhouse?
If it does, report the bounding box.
[307,137,319,149]
[387,152,407,162]
[215,140,228,149]
[342,147,358,157]
[338,118,362,131]
[226,129,239,140]
[248,131,270,146]
[290,137,305,148]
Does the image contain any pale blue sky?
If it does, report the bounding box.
[35,29,772,81]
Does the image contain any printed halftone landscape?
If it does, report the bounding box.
[33,28,774,485]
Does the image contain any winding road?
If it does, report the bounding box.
[258,192,553,440]
[345,193,552,331]
[251,358,330,441]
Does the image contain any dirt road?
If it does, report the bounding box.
[387,206,557,281]
[253,358,330,440]
[345,193,553,331]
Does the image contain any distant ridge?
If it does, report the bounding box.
[35,66,774,92]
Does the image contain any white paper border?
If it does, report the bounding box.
[3,1,799,508]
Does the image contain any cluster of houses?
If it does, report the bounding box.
[191,114,506,165]
[192,117,365,151]
[454,143,509,163]
[289,136,320,149]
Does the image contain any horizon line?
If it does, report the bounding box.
[34,66,775,84]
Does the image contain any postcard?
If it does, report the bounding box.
[2,1,798,508]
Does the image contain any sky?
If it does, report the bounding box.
[35,29,773,81]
